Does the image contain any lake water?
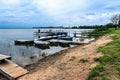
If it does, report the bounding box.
[0,29,93,67]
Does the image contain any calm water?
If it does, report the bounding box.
[0,29,93,67]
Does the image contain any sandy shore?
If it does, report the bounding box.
[17,36,112,80]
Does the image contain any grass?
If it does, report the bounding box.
[87,28,120,80]
[79,58,88,63]
[90,28,112,36]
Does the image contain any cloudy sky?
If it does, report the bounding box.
[0,0,120,28]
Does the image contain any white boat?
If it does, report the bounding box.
[74,32,81,37]
[34,38,49,44]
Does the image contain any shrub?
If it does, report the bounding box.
[87,64,104,80]
[79,58,88,63]
[94,57,100,62]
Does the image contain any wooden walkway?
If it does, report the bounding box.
[0,54,11,60]
[49,40,89,45]
[0,54,28,80]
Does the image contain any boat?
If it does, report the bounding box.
[35,37,53,41]
[34,39,50,49]
[58,36,73,41]
[74,32,81,37]
[14,40,34,45]
[34,38,49,44]
[34,29,68,37]
[55,32,67,36]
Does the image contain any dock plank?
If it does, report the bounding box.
[0,54,11,60]
[0,59,28,79]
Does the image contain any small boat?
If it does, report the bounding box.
[55,32,68,36]
[58,36,73,41]
[34,39,49,44]
[34,39,50,49]
[36,37,53,41]
[52,36,58,39]
[14,40,34,45]
[74,32,81,37]
[34,29,68,37]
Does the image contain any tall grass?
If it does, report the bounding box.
[87,28,120,80]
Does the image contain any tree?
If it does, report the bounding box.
[111,14,120,29]
[105,23,114,28]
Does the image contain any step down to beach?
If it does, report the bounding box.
[0,54,28,80]
[0,54,11,60]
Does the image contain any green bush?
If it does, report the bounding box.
[91,28,112,35]
[94,57,100,62]
[98,55,112,64]
[116,67,120,75]
[87,64,104,80]
[97,46,105,53]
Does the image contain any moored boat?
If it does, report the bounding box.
[14,40,34,45]
[34,38,49,44]
[34,39,50,49]
[58,36,73,41]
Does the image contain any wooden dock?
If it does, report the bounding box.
[68,41,89,45]
[49,40,89,45]
[0,54,28,80]
[0,54,11,60]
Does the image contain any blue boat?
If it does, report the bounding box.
[36,37,53,41]
[55,32,67,36]
[59,36,73,41]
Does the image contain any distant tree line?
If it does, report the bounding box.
[71,24,114,29]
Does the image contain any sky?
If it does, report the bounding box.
[0,0,120,28]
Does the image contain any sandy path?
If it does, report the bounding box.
[18,36,112,80]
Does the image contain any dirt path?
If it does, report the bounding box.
[18,36,112,80]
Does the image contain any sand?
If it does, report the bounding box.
[18,36,112,80]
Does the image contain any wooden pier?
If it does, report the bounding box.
[68,41,89,45]
[0,54,28,80]
[0,54,11,60]
[49,40,89,45]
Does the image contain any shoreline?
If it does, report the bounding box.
[18,36,112,80]
[0,36,112,80]
[25,45,82,72]
[25,37,97,72]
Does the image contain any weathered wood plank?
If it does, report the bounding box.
[0,54,11,60]
[0,69,15,80]
[0,59,28,79]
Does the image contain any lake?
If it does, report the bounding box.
[0,29,93,67]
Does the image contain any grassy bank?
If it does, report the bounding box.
[87,28,120,80]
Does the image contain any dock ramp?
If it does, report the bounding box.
[0,54,28,80]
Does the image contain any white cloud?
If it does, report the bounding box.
[0,0,120,27]
[34,0,89,15]
[0,0,20,7]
